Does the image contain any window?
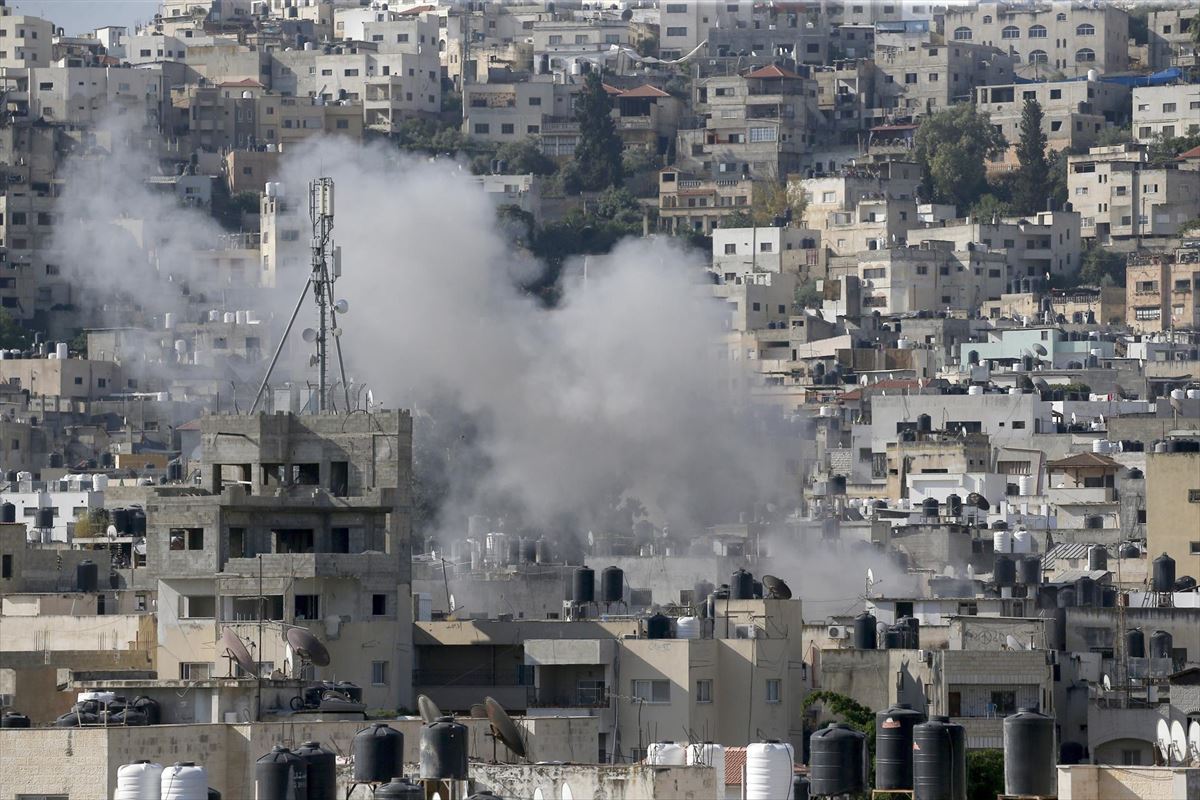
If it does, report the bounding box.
[343,68,359,77]
[666,27,688,37]
[1162,103,1176,113]
[1029,25,1047,38]
[372,593,387,615]
[1075,48,1095,62]
[724,243,737,255]
[474,123,489,134]
[953,26,972,40]
[905,73,918,84]
[528,96,541,106]
[990,690,1017,715]
[372,660,389,685]
[1029,50,1048,63]
[766,679,781,704]
[501,123,514,134]
[632,679,670,703]
[179,595,215,619]
[665,3,687,11]
[180,662,211,681]
[1,553,11,578]
[749,126,775,142]
[1076,23,1095,36]
[696,679,713,703]
[1001,25,1020,39]
[170,528,205,551]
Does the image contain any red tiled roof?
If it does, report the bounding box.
[1047,452,1120,470]
[620,84,671,98]
[745,63,799,79]
[1178,144,1200,160]
[724,747,746,785]
[398,4,436,15]
[601,82,623,95]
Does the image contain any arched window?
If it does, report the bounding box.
[1029,24,1047,38]
[953,26,972,40]
[1075,47,1096,62]
[1002,25,1020,39]
[983,15,992,23]
[1056,12,1066,21]
[1029,50,1048,63]
[1076,23,1095,35]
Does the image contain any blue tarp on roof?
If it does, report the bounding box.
[1012,67,1185,87]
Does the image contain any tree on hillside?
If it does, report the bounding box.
[0,310,30,350]
[915,104,1006,210]
[573,71,624,191]
[1013,98,1049,213]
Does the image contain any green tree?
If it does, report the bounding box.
[1096,125,1131,146]
[1076,244,1127,287]
[1147,131,1200,167]
[1012,98,1049,213]
[573,71,624,191]
[967,749,1005,800]
[0,310,31,350]
[475,138,558,176]
[915,104,1007,210]
[793,280,823,312]
[968,193,1014,221]
[1046,148,1072,210]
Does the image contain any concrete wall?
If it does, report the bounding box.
[472,762,718,800]
[1058,765,1200,800]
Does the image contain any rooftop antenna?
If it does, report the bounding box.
[249,177,350,414]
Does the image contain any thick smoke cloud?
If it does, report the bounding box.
[273,138,806,542]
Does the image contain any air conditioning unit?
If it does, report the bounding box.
[828,625,850,639]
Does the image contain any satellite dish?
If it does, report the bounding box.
[1102,674,1111,692]
[485,696,527,760]
[449,593,456,612]
[1032,343,1048,356]
[220,628,257,678]
[561,785,574,800]
[1189,721,1200,759]
[533,789,546,800]
[967,564,976,580]
[761,575,792,600]
[1005,635,1023,651]
[1157,719,1172,762]
[867,568,875,585]
[469,703,488,718]
[418,694,443,725]
[1171,721,1188,762]
[301,327,317,343]
[285,626,331,667]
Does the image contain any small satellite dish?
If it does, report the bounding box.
[285,626,331,667]
[561,785,574,800]
[1005,635,1023,651]
[1157,719,1172,762]
[418,694,443,725]
[107,524,118,537]
[1189,721,1200,759]
[1032,343,1048,356]
[1171,721,1188,761]
[967,564,976,580]
[333,299,349,315]
[485,696,527,760]
[866,568,875,585]
[1102,674,1111,692]
[301,327,317,343]
[469,703,488,718]
[761,575,792,600]
[220,628,257,678]
[449,593,456,612]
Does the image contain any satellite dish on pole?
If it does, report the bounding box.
[761,575,792,600]
[1189,721,1200,761]
[220,628,257,678]
[285,626,330,668]
[1157,719,1172,764]
[418,694,443,725]
[1171,721,1188,763]
[1102,674,1111,692]
[485,696,528,760]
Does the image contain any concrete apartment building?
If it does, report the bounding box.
[1132,84,1200,143]
[909,210,1083,283]
[713,271,800,334]
[0,14,53,70]
[795,160,922,256]
[943,1,1128,77]
[1145,445,1200,577]
[657,169,753,235]
[462,77,581,146]
[1125,249,1200,333]
[23,65,164,129]
[711,226,822,279]
[1146,7,1198,70]
[677,65,819,183]
[147,411,415,711]
[1068,143,1200,242]
[975,77,1129,168]
[812,60,878,146]
[659,1,754,60]
[856,241,1009,315]
[873,31,1012,118]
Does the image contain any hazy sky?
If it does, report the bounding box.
[11,1,160,35]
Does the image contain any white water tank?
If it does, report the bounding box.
[160,762,206,800]
[1013,528,1033,554]
[745,741,794,800]
[646,741,686,765]
[897,336,914,349]
[55,342,69,359]
[1087,68,1099,81]
[1009,387,1021,395]
[676,616,701,639]
[686,742,726,797]
[223,312,235,324]
[78,690,117,704]
[994,530,1014,554]
[1018,475,1035,496]
[1092,439,1109,454]
[163,312,175,331]
[93,474,109,492]
[115,761,163,800]
[968,385,984,395]
[265,182,277,198]
[1170,389,1185,401]
[1187,389,1200,400]
[208,309,220,322]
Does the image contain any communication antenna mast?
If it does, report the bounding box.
[250,177,351,414]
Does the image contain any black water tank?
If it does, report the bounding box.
[4,469,16,483]
[1126,627,1145,658]
[112,508,131,534]
[1,712,31,728]
[1060,741,1085,764]
[0,502,14,523]
[793,774,810,800]
[1017,556,1041,586]
[1101,587,1117,607]
[1152,553,1176,592]
[35,507,53,528]
[1051,608,1067,651]
[645,613,671,639]
[255,745,308,800]
[207,790,220,800]
[1003,708,1056,797]
[1057,587,1076,608]
[375,778,423,800]
[49,452,64,469]
[520,538,537,563]
[506,537,520,564]
[1073,576,1096,606]
[1150,629,1173,660]
[917,413,932,433]
[693,581,714,610]
[419,716,468,780]
[922,497,939,519]
[131,509,146,536]
[601,565,623,604]
[1088,545,1108,571]
[167,461,184,482]
[76,560,98,593]
[730,568,753,600]
[1119,543,1140,559]
[295,741,335,800]
[993,555,1016,587]
[852,612,876,650]
[900,616,920,649]
[131,696,161,725]
[573,566,595,604]
[534,538,550,564]
[1037,584,1058,610]
[946,494,962,517]
[875,704,925,790]
[809,723,865,797]
[883,625,908,649]
[913,716,966,800]
[353,723,403,782]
